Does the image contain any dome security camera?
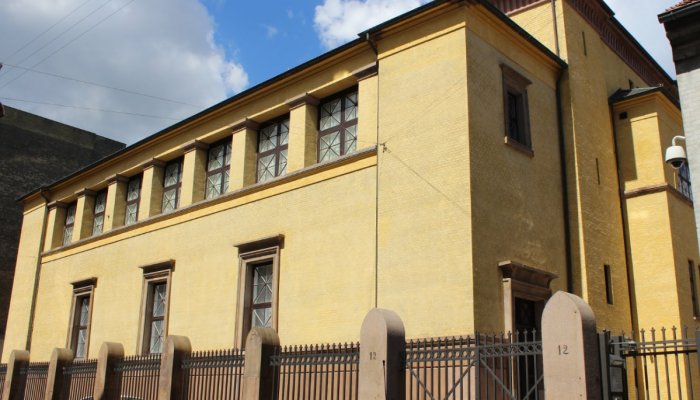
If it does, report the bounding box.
[665,136,687,169]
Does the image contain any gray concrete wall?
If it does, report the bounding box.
[0,106,125,338]
[678,69,700,252]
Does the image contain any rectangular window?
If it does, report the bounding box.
[162,158,183,212]
[604,265,613,305]
[125,174,142,225]
[252,263,273,328]
[63,203,77,246]
[501,64,533,154]
[67,279,95,359]
[146,283,167,354]
[257,117,289,183]
[678,163,693,202]
[690,261,698,318]
[92,191,107,235]
[138,262,172,355]
[318,88,358,162]
[205,138,232,199]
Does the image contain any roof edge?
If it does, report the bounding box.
[659,1,700,23]
[608,87,681,109]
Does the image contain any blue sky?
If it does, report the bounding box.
[0,0,682,145]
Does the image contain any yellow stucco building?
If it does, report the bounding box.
[2,0,697,363]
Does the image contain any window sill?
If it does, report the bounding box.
[504,136,534,158]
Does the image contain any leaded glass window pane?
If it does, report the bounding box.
[507,92,520,141]
[208,144,225,171]
[279,150,288,176]
[150,320,164,354]
[224,170,230,193]
[63,226,73,246]
[80,298,90,325]
[66,205,76,225]
[127,180,140,201]
[345,92,358,121]
[162,189,177,212]
[259,125,278,152]
[206,172,222,199]
[280,120,289,145]
[125,204,138,225]
[94,192,107,214]
[253,264,273,304]
[345,125,357,154]
[320,99,341,130]
[153,284,166,318]
[164,164,180,187]
[76,329,87,358]
[225,143,232,166]
[252,308,271,328]
[258,154,276,183]
[319,131,341,162]
[92,215,104,236]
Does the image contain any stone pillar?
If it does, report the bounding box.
[93,342,124,400]
[103,174,128,231]
[353,62,379,151]
[138,158,166,220]
[2,350,29,400]
[286,93,319,173]
[44,202,68,251]
[157,336,191,400]
[229,119,260,191]
[72,188,96,242]
[241,327,280,400]
[179,140,209,207]
[359,308,406,400]
[542,291,600,399]
[44,348,73,400]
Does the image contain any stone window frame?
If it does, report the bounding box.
[92,190,108,236]
[136,260,174,355]
[162,158,184,213]
[256,115,290,183]
[500,64,534,157]
[125,174,143,225]
[63,202,77,246]
[205,137,233,199]
[233,235,283,349]
[499,260,557,335]
[317,86,359,163]
[66,278,97,359]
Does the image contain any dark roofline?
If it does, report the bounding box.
[18,0,567,203]
[608,86,681,109]
[658,1,700,22]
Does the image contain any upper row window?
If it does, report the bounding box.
[257,117,289,183]
[318,89,358,162]
[206,139,232,199]
[92,191,107,236]
[125,174,142,225]
[162,158,183,212]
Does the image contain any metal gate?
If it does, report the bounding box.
[599,327,700,400]
[406,331,543,400]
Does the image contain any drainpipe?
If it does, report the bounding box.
[608,103,638,332]
[556,68,574,294]
[366,31,380,308]
[26,187,49,351]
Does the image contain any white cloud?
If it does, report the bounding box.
[0,0,249,145]
[263,25,279,38]
[605,0,678,79]
[314,0,429,50]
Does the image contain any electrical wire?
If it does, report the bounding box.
[1,0,94,66]
[1,63,205,109]
[0,0,113,79]
[0,0,135,91]
[0,96,183,120]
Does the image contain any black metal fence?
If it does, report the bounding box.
[113,354,161,400]
[406,331,543,400]
[18,362,50,400]
[181,349,245,400]
[0,363,7,400]
[600,327,700,400]
[61,359,98,400]
[270,343,360,400]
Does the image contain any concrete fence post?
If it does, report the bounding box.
[241,327,280,400]
[158,336,191,400]
[542,291,601,399]
[1,350,29,400]
[358,308,406,400]
[44,348,73,400]
[93,343,124,400]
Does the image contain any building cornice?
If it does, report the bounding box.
[624,183,693,208]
